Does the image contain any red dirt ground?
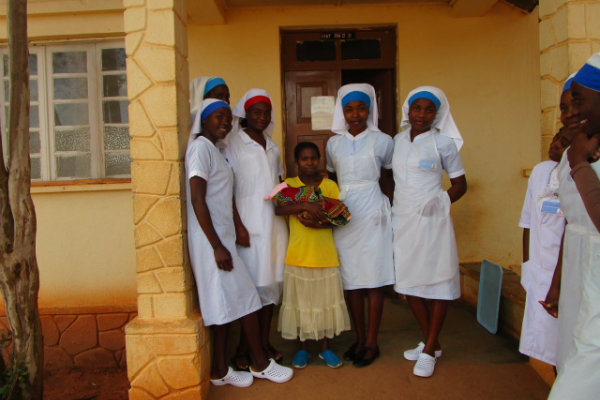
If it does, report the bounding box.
[43,368,129,400]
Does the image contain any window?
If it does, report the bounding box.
[1,41,130,181]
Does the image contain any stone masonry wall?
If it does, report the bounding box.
[539,0,600,156]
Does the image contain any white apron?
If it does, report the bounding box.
[392,131,459,298]
[329,131,395,289]
[224,129,288,305]
[185,137,262,326]
[549,158,600,398]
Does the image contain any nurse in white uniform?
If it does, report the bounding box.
[326,83,395,367]
[223,89,289,365]
[186,99,292,387]
[392,87,467,378]
[548,52,600,400]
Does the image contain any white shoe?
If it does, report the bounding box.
[210,367,253,387]
[250,358,293,383]
[413,353,436,378]
[403,342,442,361]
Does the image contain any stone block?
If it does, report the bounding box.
[136,43,176,83]
[541,108,558,137]
[99,329,126,351]
[44,346,74,370]
[54,315,76,332]
[175,14,188,54]
[129,387,156,400]
[148,0,175,9]
[156,235,184,267]
[540,78,559,110]
[131,363,170,398]
[127,59,152,101]
[154,293,188,318]
[141,85,178,128]
[540,46,569,81]
[130,138,163,160]
[568,42,593,72]
[98,313,130,331]
[126,334,154,379]
[587,2,600,39]
[137,295,154,319]
[131,161,172,195]
[145,197,183,238]
[155,268,186,292]
[146,333,199,355]
[134,221,163,248]
[146,10,176,46]
[74,347,118,369]
[138,272,163,294]
[538,0,558,18]
[166,165,183,196]
[158,128,181,161]
[124,0,145,6]
[134,195,158,225]
[553,5,568,43]
[59,315,98,355]
[567,3,586,39]
[157,355,201,389]
[538,18,555,51]
[124,6,147,33]
[125,31,144,57]
[129,102,156,137]
[137,245,164,272]
[41,315,59,346]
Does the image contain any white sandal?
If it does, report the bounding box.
[403,342,442,361]
[250,358,293,383]
[413,353,436,378]
[210,367,253,387]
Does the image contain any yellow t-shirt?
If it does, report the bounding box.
[284,177,340,268]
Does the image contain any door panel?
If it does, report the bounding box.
[284,70,338,176]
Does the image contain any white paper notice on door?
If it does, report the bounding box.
[311,96,335,131]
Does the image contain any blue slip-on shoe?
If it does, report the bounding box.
[292,349,310,368]
[319,349,342,368]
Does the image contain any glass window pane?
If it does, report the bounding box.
[2,55,8,77]
[103,100,128,123]
[3,81,8,102]
[52,51,87,73]
[104,126,130,150]
[29,79,38,102]
[103,74,127,97]
[30,105,39,128]
[29,54,37,75]
[54,103,89,126]
[102,48,126,71]
[105,152,131,176]
[55,127,90,151]
[53,77,88,100]
[56,153,91,178]
[30,157,40,180]
[341,39,381,60]
[29,130,40,153]
[296,41,336,62]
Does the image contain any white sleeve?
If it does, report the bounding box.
[326,137,336,173]
[185,139,212,181]
[377,133,394,169]
[437,136,465,178]
[519,171,535,229]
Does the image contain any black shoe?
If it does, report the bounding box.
[353,346,380,367]
[343,342,363,362]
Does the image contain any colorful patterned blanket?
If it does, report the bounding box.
[265,183,352,226]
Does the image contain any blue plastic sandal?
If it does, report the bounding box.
[292,349,310,368]
[319,349,342,368]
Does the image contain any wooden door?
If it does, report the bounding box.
[284,70,338,176]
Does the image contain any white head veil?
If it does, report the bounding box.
[331,83,380,135]
[189,76,230,146]
[401,86,463,151]
[188,98,231,147]
[232,88,275,137]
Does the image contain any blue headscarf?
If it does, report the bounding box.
[203,77,227,96]
[562,72,576,93]
[200,100,230,122]
[573,53,600,92]
[341,91,371,108]
[408,90,441,110]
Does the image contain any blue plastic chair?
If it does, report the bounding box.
[477,259,504,334]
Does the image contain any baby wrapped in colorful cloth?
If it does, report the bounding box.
[265,182,352,226]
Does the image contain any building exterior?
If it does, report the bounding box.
[0,0,598,398]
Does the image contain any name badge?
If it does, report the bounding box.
[418,160,437,170]
[541,200,563,216]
